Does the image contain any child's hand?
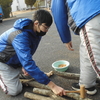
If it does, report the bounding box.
[51,85,66,96]
[47,81,66,96]
[22,67,29,76]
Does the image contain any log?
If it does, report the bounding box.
[21,78,92,100]
[21,79,92,100]
[53,70,80,80]
[27,81,50,89]
[20,79,50,89]
[24,92,54,100]
[65,92,92,100]
[33,88,67,100]
[54,70,100,82]
[33,88,93,100]
[21,71,94,100]
[20,71,53,86]
[45,71,54,77]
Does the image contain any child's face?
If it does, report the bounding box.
[34,21,50,34]
[38,23,50,33]
[40,23,49,31]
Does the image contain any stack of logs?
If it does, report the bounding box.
[20,71,94,100]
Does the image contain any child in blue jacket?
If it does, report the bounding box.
[0,9,66,96]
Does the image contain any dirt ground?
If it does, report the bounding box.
[4,8,50,21]
[12,10,35,16]
[12,8,50,16]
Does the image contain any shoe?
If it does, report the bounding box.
[96,79,100,86]
[72,83,97,95]
[19,74,33,79]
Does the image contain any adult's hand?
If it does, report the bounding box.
[65,41,74,51]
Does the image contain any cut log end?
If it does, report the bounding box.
[45,71,54,77]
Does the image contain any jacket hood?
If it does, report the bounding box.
[13,18,32,30]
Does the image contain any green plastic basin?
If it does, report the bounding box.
[52,60,70,72]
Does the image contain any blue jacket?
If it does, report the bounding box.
[0,18,50,85]
[51,0,100,43]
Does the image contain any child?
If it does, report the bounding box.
[0,9,66,96]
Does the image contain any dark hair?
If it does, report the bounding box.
[33,9,53,27]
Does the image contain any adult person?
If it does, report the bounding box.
[51,0,100,95]
[0,9,66,96]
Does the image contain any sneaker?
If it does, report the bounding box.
[96,79,100,86]
[72,83,97,95]
[19,74,33,79]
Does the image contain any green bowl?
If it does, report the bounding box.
[52,60,70,72]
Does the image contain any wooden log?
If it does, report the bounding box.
[45,71,54,77]
[65,92,92,100]
[24,92,54,100]
[21,79,92,100]
[28,81,50,89]
[20,79,50,89]
[33,88,93,100]
[20,71,53,86]
[53,70,80,80]
[54,70,100,82]
[33,88,67,100]
[20,71,53,81]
